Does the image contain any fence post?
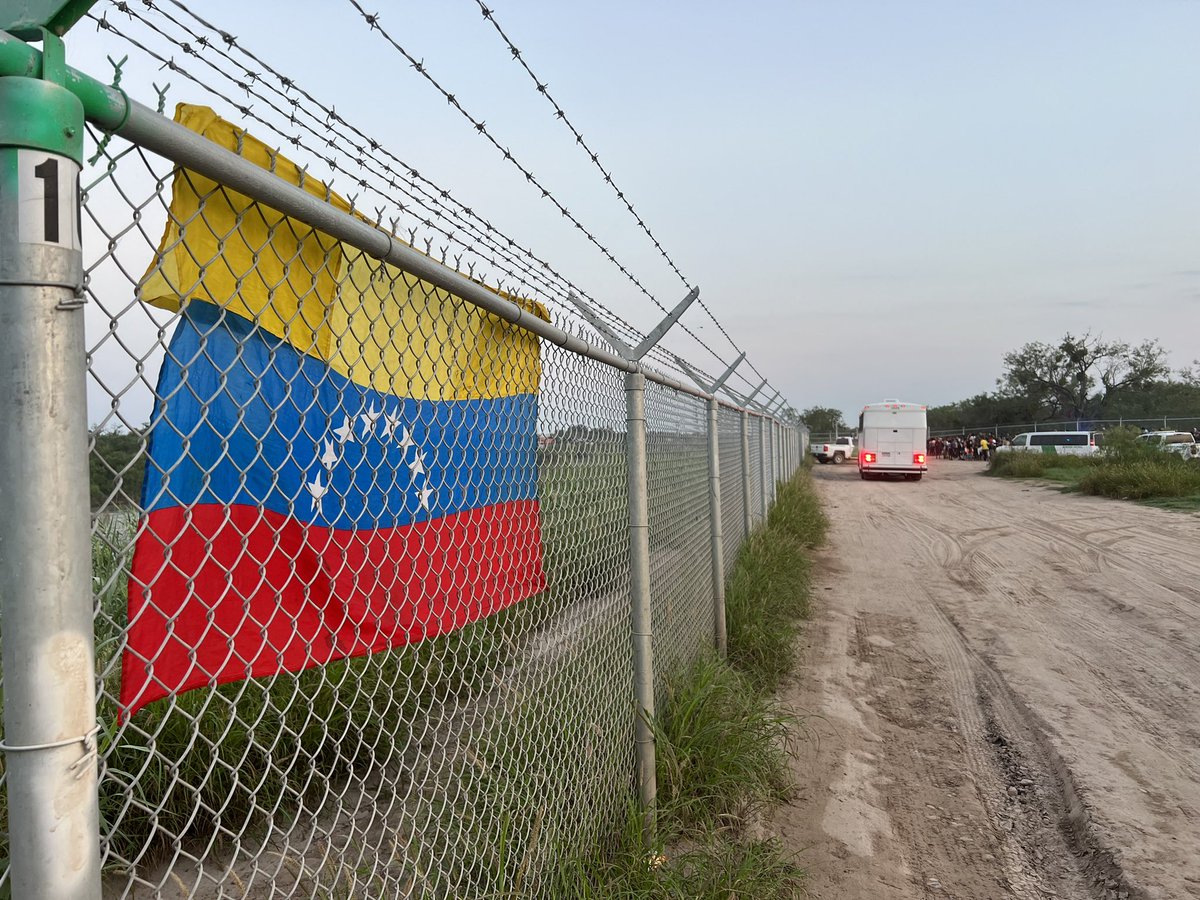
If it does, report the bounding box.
[758,415,768,523]
[774,420,780,491]
[0,41,102,900]
[740,409,752,538]
[706,399,727,657]
[623,371,657,839]
[767,418,776,505]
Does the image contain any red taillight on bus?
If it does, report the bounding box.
[914,453,926,464]
[861,452,876,463]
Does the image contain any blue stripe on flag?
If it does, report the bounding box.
[142,301,539,530]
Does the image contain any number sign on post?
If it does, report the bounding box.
[17,149,81,250]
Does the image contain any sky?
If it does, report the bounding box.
[64,0,1200,424]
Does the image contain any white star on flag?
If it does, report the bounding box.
[306,473,329,514]
[382,409,403,439]
[320,439,338,470]
[416,483,436,510]
[408,455,425,477]
[397,426,415,453]
[359,404,381,437]
[333,416,356,444]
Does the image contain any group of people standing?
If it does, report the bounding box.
[927,434,1000,462]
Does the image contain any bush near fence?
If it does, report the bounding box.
[987,427,1200,503]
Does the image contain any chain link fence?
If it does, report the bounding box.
[0,25,803,900]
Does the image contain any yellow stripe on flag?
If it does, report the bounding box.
[139,104,547,401]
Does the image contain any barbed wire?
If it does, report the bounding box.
[465,0,772,387]
[469,0,690,293]
[339,0,774,397]
[98,1,720,381]
[91,6,628,336]
[88,0,773,399]
[97,6,755,391]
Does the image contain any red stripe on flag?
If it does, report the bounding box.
[120,500,545,717]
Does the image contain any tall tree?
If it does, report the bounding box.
[801,405,849,434]
[998,333,1169,419]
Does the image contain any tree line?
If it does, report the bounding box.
[803,333,1200,434]
[90,428,146,510]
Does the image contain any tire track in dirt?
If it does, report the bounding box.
[776,463,1200,900]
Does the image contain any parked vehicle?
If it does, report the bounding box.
[857,400,928,481]
[993,431,1099,456]
[1135,431,1199,459]
[812,435,856,465]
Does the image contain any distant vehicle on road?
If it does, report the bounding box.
[858,400,928,481]
[1135,431,1199,459]
[994,431,1099,456]
[812,435,856,465]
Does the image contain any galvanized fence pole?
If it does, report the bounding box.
[0,37,102,899]
[758,415,769,523]
[706,399,727,657]
[740,409,752,538]
[624,371,657,837]
[772,419,780,497]
[768,417,777,504]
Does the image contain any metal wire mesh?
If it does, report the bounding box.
[70,113,651,896]
[645,381,713,693]
[0,28,797,900]
[718,405,747,567]
[749,417,765,528]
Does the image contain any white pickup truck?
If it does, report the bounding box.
[1135,431,1199,459]
[812,435,857,465]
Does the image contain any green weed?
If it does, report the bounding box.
[987,452,1095,479]
[1077,458,1200,500]
[654,655,797,833]
[988,428,1200,504]
[550,803,804,899]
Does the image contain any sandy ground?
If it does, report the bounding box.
[775,461,1200,900]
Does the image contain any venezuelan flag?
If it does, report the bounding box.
[120,106,547,717]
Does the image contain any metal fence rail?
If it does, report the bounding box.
[0,25,802,900]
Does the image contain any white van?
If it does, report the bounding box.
[857,400,929,481]
[995,432,1098,456]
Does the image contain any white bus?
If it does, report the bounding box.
[857,400,929,481]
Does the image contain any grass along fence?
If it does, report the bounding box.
[550,468,826,898]
[62,463,821,897]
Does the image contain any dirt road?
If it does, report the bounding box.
[776,462,1200,900]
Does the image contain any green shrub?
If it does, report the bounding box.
[655,656,797,832]
[723,471,825,689]
[988,426,1200,502]
[552,804,804,899]
[987,451,1094,478]
[1077,458,1200,499]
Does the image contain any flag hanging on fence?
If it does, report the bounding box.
[120,105,547,717]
